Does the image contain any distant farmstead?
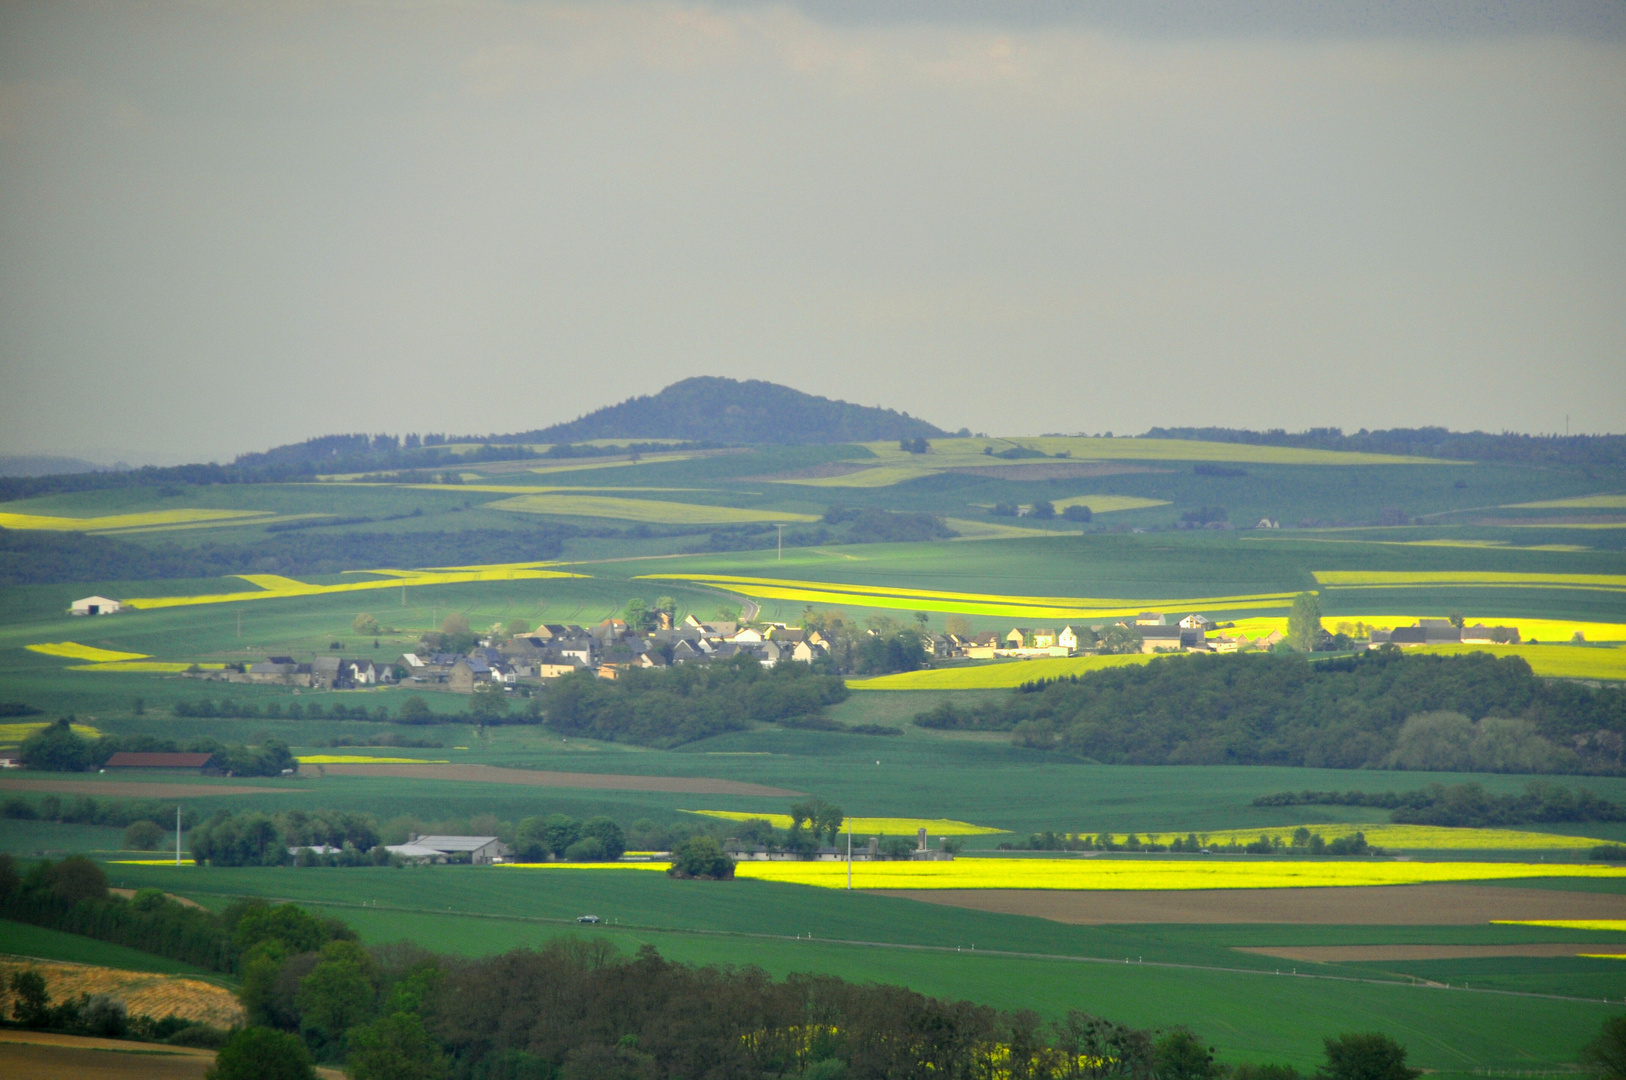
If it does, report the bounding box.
[102,752,221,775]
[70,596,121,616]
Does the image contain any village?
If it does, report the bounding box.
[168,604,1526,692]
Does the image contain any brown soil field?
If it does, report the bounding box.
[0,959,243,1028]
[0,1032,347,1080]
[0,778,294,798]
[0,1034,212,1080]
[1236,943,1626,962]
[318,762,802,796]
[879,884,1626,925]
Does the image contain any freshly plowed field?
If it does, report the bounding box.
[0,960,243,1027]
[318,762,802,796]
[1236,943,1626,962]
[879,884,1626,925]
[0,778,292,798]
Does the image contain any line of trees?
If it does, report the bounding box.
[540,655,849,747]
[16,720,296,777]
[1253,781,1626,828]
[913,650,1626,774]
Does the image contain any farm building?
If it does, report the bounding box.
[386,835,510,864]
[102,752,221,775]
[69,596,121,615]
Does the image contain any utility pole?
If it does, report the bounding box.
[237,611,241,639]
[776,524,785,561]
[847,823,852,890]
[176,805,182,867]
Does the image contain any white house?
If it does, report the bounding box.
[730,627,765,644]
[1057,626,1079,651]
[1133,612,1167,626]
[1179,614,1213,631]
[70,596,121,616]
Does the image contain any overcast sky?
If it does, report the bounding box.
[2,1,1623,463]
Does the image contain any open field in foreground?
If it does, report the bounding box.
[887,884,1626,925]
[316,762,804,796]
[0,1033,215,1080]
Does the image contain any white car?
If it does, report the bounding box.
[576,915,601,924]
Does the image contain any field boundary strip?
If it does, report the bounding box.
[26,642,149,662]
[487,493,821,525]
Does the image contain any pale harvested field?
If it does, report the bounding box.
[0,960,243,1027]
[319,762,802,796]
[109,889,204,910]
[879,884,1626,925]
[0,778,291,798]
[1236,943,1626,963]
[949,463,1166,480]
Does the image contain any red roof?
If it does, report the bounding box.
[103,752,215,769]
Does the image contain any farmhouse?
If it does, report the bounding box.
[70,596,121,616]
[102,752,221,775]
[385,835,511,864]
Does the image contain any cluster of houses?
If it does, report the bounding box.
[725,827,955,862]
[938,613,1226,658]
[400,615,835,692]
[1370,619,1521,646]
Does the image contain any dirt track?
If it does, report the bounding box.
[317,762,802,796]
[0,778,294,798]
[1236,943,1626,962]
[881,884,1626,925]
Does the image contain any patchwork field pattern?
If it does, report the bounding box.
[489,494,820,525]
[119,565,588,609]
[0,509,271,532]
[640,573,1300,620]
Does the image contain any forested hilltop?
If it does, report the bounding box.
[513,376,948,445]
[1142,426,1626,468]
[915,650,1626,774]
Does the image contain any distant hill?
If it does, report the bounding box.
[506,377,947,445]
[0,454,107,477]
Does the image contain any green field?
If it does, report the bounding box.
[0,918,216,977]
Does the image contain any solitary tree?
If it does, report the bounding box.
[1288,592,1323,652]
[205,1027,317,1080]
[1317,1033,1419,1080]
[1584,1016,1626,1080]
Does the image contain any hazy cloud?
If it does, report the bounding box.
[1,0,1622,461]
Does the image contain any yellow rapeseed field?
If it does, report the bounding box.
[1493,920,1626,933]
[490,494,820,525]
[121,565,587,609]
[296,755,450,764]
[1506,495,1626,510]
[684,811,1008,836]
[1050,495,1171,513]
[732,858,1626,891]
[26,642,149,662]
[1177,824,1602,851]
[849,655,1155,690]
[641,573,1298,620]
[68,661,228,673]
[1403,643,1626,681]
[0,509,271,532]
[0,721,101,742]
[1314,570,1626,592]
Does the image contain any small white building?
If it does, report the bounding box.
[70,596,121,616]
[1179,614,1213,631]
[1057,626,1079,651]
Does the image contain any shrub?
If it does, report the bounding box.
[1318,1032,1419,1080]
[206,1026,317,1080]
[18,718,93,772]
[124,820,166,850]
[667,836,734,880]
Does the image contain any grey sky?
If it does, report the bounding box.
[2,1,1622,463]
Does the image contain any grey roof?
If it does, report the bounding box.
[411,835,502,852]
